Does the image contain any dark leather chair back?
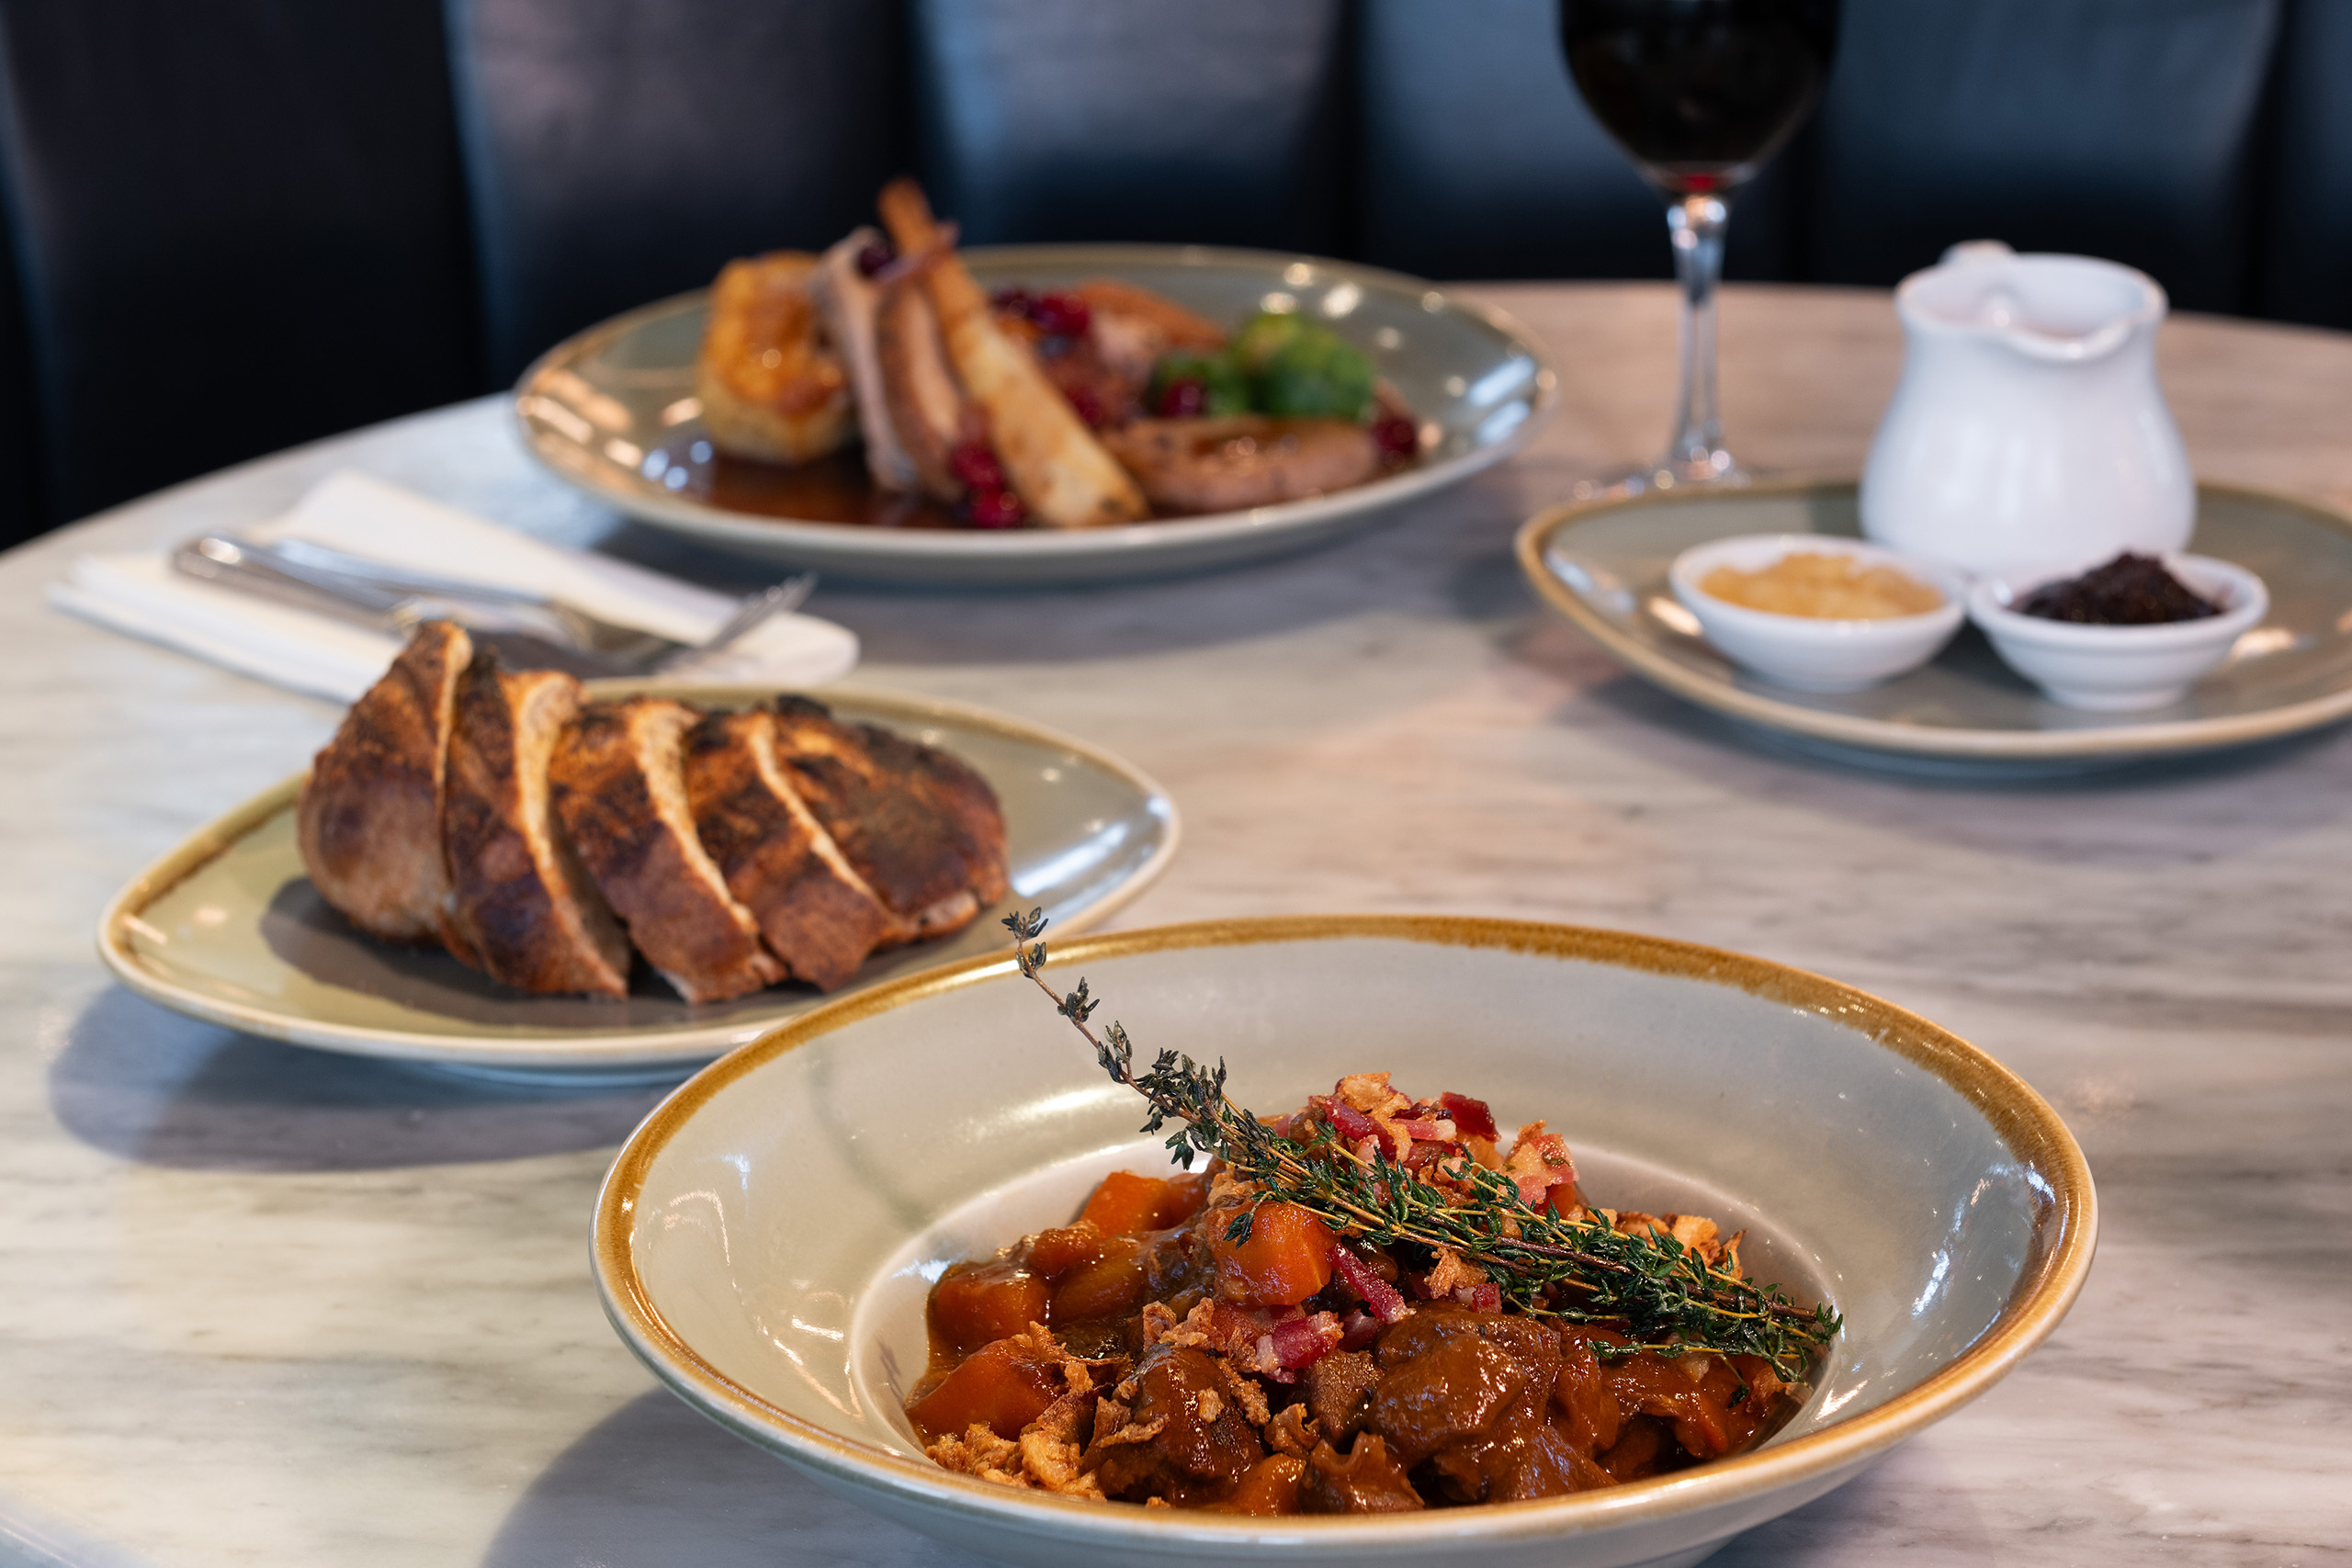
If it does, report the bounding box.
[1352,0,1799,283]
[2260,0,2352,328]
[911,0,1350,253]
[447,0,910,383]
[0,0,478,528]
[1805,0,2281,310]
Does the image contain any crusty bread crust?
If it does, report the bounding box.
[440,660,631,998]
[296,620,472,942]
[552,698,786,1004]
[767,696,1009,935]
[683,708,897,992]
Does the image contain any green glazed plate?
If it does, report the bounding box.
[517,245,1555,584]
[96,684,1177,1079]
[1519,479,2352,768]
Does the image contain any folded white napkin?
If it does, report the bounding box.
[48,471,859,703]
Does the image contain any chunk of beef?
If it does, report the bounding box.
[1087,1343,1263,1502]
[1298,1432,1423,1514]
[1304,1348,1381,1441]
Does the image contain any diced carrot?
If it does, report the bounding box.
[1023,1222,1105,1280]
[1216,1453,1306,1515]
[1209,1201,1335,1307]
[930,1260,1052,1354]
[1076,1169,1207,1237]
[1049,1234,1149,1322]
[906,1335,1063,1441]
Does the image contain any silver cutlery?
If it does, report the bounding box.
[171,534,815,678]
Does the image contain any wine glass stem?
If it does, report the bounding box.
[1664,191,1734,479]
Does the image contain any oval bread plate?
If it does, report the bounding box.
[1519,479,2352,769]
[96,684,1177,1078]
[518,245,1556,585]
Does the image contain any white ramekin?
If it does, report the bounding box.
[1966,554,2267,711]
[1668,535,1967,693]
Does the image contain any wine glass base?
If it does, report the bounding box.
[1570,452,1754,504]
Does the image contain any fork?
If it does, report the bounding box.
[173,534,816,676]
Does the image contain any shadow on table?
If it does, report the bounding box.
[481,1389,973,1568]
[48,987,673,1172]
[483,1394,1997,1568]
[1504,615,2352,867]
[1713,1444,1996,1566]
[594,464,1544,668]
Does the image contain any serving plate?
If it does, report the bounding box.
[1519,479,2352,767]
[96,684,1176,1079]
[519,245,1556,585]
[596,915,2095,1568]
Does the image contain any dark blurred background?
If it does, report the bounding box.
[0,0,2338,544]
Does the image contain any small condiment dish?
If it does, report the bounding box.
[1668,535,1966,693]
[1966,554,2267,711]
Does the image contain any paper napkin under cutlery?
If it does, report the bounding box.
[48,471,859,702]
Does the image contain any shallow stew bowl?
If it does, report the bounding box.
[594,917,2094,1568]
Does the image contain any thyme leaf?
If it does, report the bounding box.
[1002,909,1841,1379]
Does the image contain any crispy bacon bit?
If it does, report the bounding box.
[1333,1073,1409,1117]
[1454,1282,1503,1313]
[1325,1100,1379,1143]
[1330,1245,1412,1324]
[1438,1092,1498,1141]
[1396,1118,1457,1143]
[1265,1311,1344,1372]
[1506,1120,1580,1211]
[1338,1308,1382,1350]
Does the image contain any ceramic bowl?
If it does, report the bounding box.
[1966,554,2268,711]
[594,916,2094,1568]
[1668,535,1966,693]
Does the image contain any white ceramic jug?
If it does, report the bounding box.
[1860,242,2193,578]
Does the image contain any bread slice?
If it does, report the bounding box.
[551,697,786,1004]
[440,658,631,998]
[682,707,897,991]
[765,696,1010,938]
[296,620,473,942]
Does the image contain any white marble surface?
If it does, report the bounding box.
[3,283,2348,1568]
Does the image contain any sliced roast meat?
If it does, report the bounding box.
[681,706,899,991]
[551,697,786,1003]
[297,619,471,942]
[439,658,630,998]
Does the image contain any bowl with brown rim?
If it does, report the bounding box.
[593,916,2095,1568]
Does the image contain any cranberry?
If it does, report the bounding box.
[854,239,896,278]
[948,441,1006,492]
[1028,291,1091,337]
[1372,415,1419,460]
[961,488,1027,529]
[1062,384,1105,428]
[1156,378,1207,419]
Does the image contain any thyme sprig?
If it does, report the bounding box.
[1004,909,1839,1378]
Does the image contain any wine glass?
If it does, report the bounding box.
[1558,0,1839,495]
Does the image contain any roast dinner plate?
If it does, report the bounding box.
[518,245,1556,585]
[1519,479,2352,769]
[596,915,2093,1568]
[96,684,1176,1079]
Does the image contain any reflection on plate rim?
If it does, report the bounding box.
[594,914,2097,1547]
[1518,476,2352,761]
[95,683,1179,1068]
[516,243,1559,564]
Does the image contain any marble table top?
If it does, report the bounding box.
[4,282,2347,1568]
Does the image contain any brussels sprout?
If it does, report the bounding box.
[1258,333,1376,421]
[1147,351,1250,418]
[1230,310,1311,373]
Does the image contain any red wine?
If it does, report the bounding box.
[1560,0,1838,195]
